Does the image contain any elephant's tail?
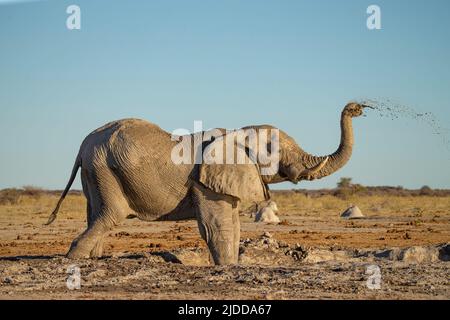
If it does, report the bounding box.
[45,154,81,225]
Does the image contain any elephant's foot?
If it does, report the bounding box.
[66,243,91,259]
[89,237,105,258]
[67,239,107,259]
[208,238,238,265]
[66,227,108,259]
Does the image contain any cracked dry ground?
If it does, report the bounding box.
[0,193,449,299]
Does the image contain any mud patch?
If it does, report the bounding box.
[146,232,450,267]
[1,242,449,300]
[152,248,210,266]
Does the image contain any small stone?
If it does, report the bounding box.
[3,277,13,284]
[278,241,289,248]
[399,246,439,263]
[255,202,280,224]
[262,232,272,239]
[341,205,364,219]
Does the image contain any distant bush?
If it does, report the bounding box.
[0,186,46,205]
[337,177,352,189]
[419,185,432,196]
[0,188,22,205]
[334,178,367,199]
[353,184,367,195]
[273,186,450,198]
[22,185,45,199]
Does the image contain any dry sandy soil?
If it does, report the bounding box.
[0,192,449,300]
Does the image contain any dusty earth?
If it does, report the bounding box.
[0,193,449,300]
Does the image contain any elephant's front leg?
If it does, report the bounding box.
[193,184,240,265]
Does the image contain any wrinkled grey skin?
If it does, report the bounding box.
[47,102,364,265]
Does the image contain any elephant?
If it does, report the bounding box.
[46,102,366,265]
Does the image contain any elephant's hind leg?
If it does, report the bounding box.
[67,221,110,259]
[67,165,129,259]
[193,184,240,265]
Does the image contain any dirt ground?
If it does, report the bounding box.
[0,192,449,300]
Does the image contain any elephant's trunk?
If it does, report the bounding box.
[299,110,354,180]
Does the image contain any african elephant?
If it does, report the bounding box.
[46,102,366,265]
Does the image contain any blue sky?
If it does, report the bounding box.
[1,0,449,190]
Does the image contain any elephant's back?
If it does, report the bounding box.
[106,118,174,162]
[80,118,171,155]
[88,118,168,141]
[80,118,193,217]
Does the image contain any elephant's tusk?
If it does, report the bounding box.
[299,156,329,177]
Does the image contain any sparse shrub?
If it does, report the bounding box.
[419,185,432,196]
[334,178,367,199]
[335,177,352,199]
[22,185,45,199]
[352,183,367,194]
[334,188,352,199]
[0,188,22,205]
[337,177,352,189]
[0,186,46,205]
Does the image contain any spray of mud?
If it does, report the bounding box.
[357,98,450,155]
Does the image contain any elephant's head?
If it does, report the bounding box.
[198,102,366,202]
[275,102,366,184]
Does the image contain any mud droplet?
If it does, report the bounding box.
[358,98,450,155]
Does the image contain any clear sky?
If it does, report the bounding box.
[1,0,449,190]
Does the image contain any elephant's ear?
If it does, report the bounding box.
[198,138,269,202]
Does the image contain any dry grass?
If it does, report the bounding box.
[0,193,86,222]
[1,189,449,221]
[0,187,46,205]
[0,189,449,260]
[271,192,450,218]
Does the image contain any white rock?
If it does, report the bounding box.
[340,205,364,219]
[255,201,281,224]
[262,231,273,238]
[399,246,439,263]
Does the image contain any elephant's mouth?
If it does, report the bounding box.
[295,157,329,182]
[279,171,299,184]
